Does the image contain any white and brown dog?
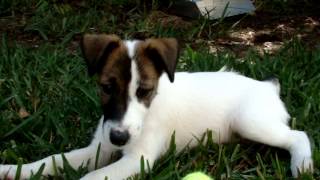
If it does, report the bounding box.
[0,34,313,179]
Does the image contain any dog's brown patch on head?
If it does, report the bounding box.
[99,42,132,122]
[144,38,179,82]
[135,38,179,106]
[81,34,131,122]
[135,43,160,107]
[81,34,121,76]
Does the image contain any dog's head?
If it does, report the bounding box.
[81,34,179,147]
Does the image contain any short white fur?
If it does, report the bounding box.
[0,39,313,179]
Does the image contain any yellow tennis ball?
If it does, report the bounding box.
[182,172,213,180]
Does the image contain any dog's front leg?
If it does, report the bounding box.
[0,145,102,179]
[80,152,155,180]
[0,116,113,179]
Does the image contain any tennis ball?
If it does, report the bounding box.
[182,172,213,180]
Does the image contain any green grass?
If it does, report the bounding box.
[0,1,319,179]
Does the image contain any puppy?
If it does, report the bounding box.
[0,34,313,179]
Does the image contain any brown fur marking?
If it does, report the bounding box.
[144,38,179,82]
[135,41,161,107]
[81,34,121,76]
[97,39,131,122]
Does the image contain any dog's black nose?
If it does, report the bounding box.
[109,129,130,146]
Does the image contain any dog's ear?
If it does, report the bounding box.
[81,34,120,76]
[145,38,179,82]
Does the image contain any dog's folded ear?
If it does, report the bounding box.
[145,38,179,82]
[81,34,120,76]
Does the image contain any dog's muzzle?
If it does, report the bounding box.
[109,129,130,146]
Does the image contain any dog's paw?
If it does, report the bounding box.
[80,172,106,180]
[291,156,313,177]
[0,165,16,180]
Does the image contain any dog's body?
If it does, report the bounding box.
[0,35,313,179]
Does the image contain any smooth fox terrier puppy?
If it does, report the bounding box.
[0,34,313,179]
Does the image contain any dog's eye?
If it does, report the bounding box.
[136,87,153,98]
[102,84,113,94]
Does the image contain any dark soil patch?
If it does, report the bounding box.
[210,13,320,56]
[0,1,319,57]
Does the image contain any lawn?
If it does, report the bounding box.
[0,0,319,179]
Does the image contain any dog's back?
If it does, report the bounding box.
[148,71,288,151]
